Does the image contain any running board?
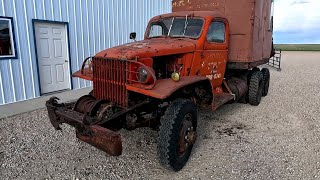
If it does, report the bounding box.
[211,93,234,110]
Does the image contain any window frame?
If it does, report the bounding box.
[148,23,167,38]
[269,0,274,32]
[206,20,227,44]
[146,17,205,39]
[0,16,17,59]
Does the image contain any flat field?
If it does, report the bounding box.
[275,44,320,51]
[1,51,320,179]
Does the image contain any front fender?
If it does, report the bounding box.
[126,76,210,99]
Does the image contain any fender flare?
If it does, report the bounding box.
[126,76,212,99]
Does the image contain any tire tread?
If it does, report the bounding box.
[248,71,263,106]
[261,68,270,96]
[158,99,197,171]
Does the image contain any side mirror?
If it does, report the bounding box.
[130,32,137,41]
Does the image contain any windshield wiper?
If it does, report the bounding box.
[167,17,175,36]
[183,14,189,36]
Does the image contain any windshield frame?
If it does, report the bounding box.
[146,16,205,40]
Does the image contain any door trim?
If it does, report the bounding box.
[32,19,73,95]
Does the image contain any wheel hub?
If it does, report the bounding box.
[185,128,197,145]
[177,113,197,156]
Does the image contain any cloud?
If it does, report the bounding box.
[273,0,320,43]
[290,0,310,5]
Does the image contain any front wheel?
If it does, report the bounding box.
[157,99,197,171]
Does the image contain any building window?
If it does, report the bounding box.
[0,17,17,59]
[207,21,226,43]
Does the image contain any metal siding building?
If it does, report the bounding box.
[0,0,172,105]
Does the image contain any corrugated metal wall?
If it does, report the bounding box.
[0,0,172,105]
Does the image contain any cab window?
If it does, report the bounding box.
[148,17,204,38]
[206,21,226,43]
[149,24,164,37]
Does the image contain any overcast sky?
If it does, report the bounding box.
[274,0,320,44]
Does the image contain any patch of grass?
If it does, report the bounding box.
[275,44,320,51]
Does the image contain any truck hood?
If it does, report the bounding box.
[95,38,196,59]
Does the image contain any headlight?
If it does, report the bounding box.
[171,72,180,82]
[137,67,148,83]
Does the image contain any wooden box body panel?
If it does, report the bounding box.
[172,0,273,63]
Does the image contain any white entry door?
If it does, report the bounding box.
[34,22,70,94]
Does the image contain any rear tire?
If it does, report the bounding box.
[157,99,197,171]
[248,71,263,106]
[252,67,260,72]
[261,68,270,96]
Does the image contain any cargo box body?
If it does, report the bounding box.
[172,0,274,67]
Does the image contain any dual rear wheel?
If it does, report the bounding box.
[248,68,270,106]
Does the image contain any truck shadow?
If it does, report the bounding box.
[193,102,252,152]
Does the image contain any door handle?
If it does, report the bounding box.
[65,60,69,62]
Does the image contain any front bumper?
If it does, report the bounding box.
[46,97,122,156]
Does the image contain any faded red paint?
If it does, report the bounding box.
[172,0,274,64]
[72,1,275,103]
[72,68,93,81]
[96,38,196,60]
[46,97,122,156]
[47,0,275,159]
[76,125,122,156]
[126,76,209,99]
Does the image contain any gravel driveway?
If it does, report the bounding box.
[1,51,320,180]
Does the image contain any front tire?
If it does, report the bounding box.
[157,99,197,171]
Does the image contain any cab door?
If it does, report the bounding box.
[200,18,229,94]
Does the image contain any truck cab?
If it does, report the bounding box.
[145,11,229,95]
[76,11,234,108]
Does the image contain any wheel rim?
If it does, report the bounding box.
[177,113,197,157]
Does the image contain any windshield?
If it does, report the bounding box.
[148,17,204,38]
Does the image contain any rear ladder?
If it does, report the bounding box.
[268,50,282,71]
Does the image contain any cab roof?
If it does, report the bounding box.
[150,11,226,21]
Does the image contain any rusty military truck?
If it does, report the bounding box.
[46,0,275,171]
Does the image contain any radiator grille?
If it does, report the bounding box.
[93,58,127,107]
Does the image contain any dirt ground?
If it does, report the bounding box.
[1,51,320,180]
